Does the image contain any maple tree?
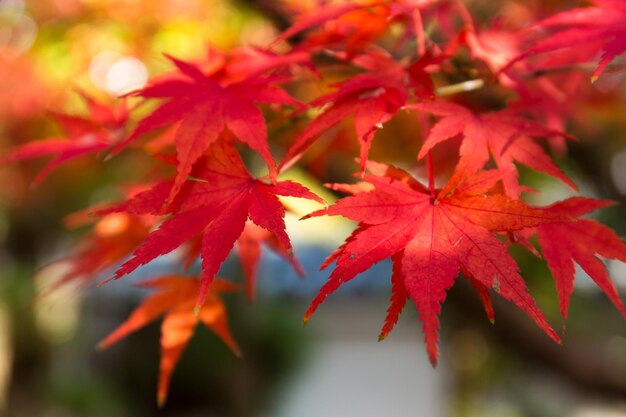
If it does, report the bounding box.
[3,0,626,407]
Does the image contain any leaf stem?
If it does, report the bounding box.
[435,78,485,96]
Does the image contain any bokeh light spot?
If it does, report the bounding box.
[89,51,148,96]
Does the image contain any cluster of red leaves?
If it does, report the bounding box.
[510,0,626,82]
[0,92,128,184]
[3,0,626,405]
[98,141,322,309]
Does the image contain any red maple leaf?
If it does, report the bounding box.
[408,101,576,197]
[98,275,241,407]
[115,55,301,203]
[536,197,626,319]
[463,26,522,75]
[101,143,323,309]
[510,0,626,81]
[458,24,532,89]
[280,51,408,173]
[222,47,313,83]
[0,93,128,184]
[304,162,565,364]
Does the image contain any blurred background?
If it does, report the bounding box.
[0,0,625,416]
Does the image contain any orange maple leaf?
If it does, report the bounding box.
[98,275,241,407]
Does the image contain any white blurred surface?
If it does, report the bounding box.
[269,301,445,417]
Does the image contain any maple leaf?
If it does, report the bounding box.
[223,47,313,83]
[102,143,323,309]
[272,1,386,50]
[536,197,626,320]
[0,93,128,184]
[173,220,305,301]
[302,4,392,54]
[98,275,241,407]
[463,26,522,75]
[273,0,447,56]
[509,0,626,81]
[115,54,301,203]
[280,51,408,173]
[513,71,592,157]
[458,25,530,89]
[407,50,445,100]
[39,212,152,297]
[304,163,564,364]
[407,101,576,197]
[237,221,305,301]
